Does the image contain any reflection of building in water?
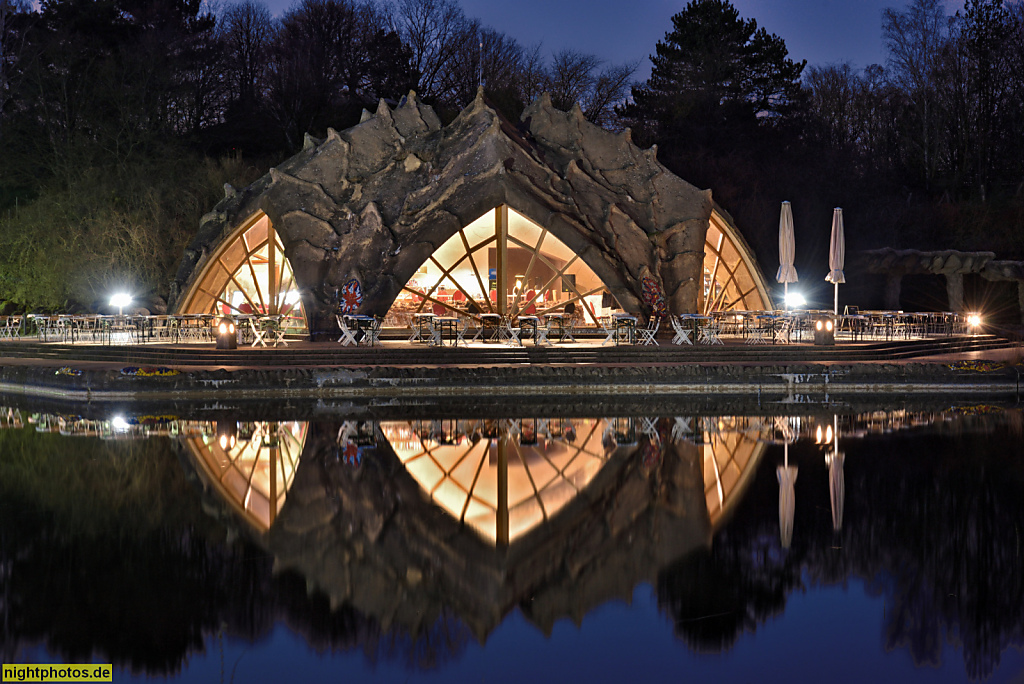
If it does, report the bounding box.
[181,422,307,531]
[381,418,616,544]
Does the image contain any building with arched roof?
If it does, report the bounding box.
[170,89,771,336]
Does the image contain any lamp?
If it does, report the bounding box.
[813,316,835,345]
[216,316,237,350]
[109,293,132,316]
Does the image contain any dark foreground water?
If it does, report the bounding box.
[2,399,1023,683]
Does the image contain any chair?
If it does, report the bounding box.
[635,316,660,346]
[535,320,551,345]
[670,316,692,345]
[561,302,578,342]
[746,316,769,345]
[774,316,793,344]
[503,318,523,347]
[366,316,383,346]
[598,316,615,346]
[425,319,443,346]
[699,319,722,345]
[335,314,357,346]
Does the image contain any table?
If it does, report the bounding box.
[344,314,377,345]
[518,315,539,343]
[612,313,637,345]
[479,313,502,342]
[433,316,459,346]
[412,313,436,343]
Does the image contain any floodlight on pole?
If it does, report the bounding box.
[784,291,806,309]
[110,293,132,316]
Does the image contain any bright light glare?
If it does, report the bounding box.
[111,415,130,431]
[968,314,982,327]
[784,292,806,308]
[109,293,132,308]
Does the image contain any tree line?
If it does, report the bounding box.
[0,0,1022,313]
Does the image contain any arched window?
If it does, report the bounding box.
[386,206,618,327]
[177,212,308,333]
[701,209,773,314]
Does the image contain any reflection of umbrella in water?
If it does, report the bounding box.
[775,415,798,548]
[825,414,844,531]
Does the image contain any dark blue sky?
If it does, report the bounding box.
[261,0,966,80]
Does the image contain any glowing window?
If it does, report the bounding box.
[178,213,308,333]
[387,206,618,327]
[701,210,772,313]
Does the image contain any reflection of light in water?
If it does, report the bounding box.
[382,418,615,544]
[182,421,308,531]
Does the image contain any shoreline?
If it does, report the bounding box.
[1,360,1020,402]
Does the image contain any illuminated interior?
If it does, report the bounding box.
[386,206,617,327]
[702,210,772,313]
[182,421,308,531]
[381,418,620,544]
[177,212,308,333]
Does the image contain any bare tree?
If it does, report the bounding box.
[883,0,948,188]
[546,49,636,129]
[392,0,466,101]
[0,0,30,139]
[221,0,274,106]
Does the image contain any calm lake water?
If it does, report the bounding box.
[2,398,1023,683]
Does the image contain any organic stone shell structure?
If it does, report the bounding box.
[171,88,770,335]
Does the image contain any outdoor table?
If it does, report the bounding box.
[543,313,567,341]
[413,313,436,343]
[612,313,637,345]
[344,314,377,345]
[837,314,868,341]
[518,315,539,342]
[432,316,460,346]
[479,313,502,342]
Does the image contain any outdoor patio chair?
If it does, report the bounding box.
[774,317,793,344]
[746,322,767,344]
[635,317,660,346]
[503,318,523,347]
[366,316,383,346]
[598,316,615,346]
[670,316,692,345]
[699,319,723,345]
[425,319,443,346]
[336,314,358,346]
[535,320,551,345]
[456,317,481,345]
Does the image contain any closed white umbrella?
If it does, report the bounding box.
[777,201,798,308]
[826,207,846,315]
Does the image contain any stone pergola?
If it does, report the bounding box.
[861,248,995,312]
[980,260,1024,324]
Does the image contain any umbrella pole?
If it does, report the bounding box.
[784,282,789,311]
[833,283,839,316]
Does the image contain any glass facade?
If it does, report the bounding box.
[386,206,617,327]
[178,213,308,333]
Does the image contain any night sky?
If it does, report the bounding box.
[260,0,968,80]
